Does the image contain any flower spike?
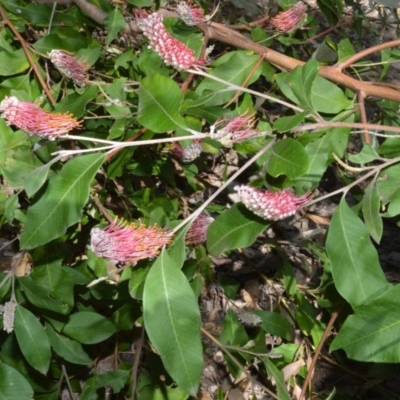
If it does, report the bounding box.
[90,219,173,265]
[235,185,311,221]
[0,96,81,139]
[136,11,203,70]
[270,2,307,33]
[176,2,204,26]
[49,49,90,87]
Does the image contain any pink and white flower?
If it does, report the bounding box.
[211,113,259,147]
[270,2,307,33]
[170,139,202,162]
[235,185,311,221]
[186,214,214,245]
[0,96,81,139]
[176,2,204,26]
[49,50,90,87]
[90,219,173,265]
[136,11,203,70]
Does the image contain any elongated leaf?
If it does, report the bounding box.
[331,284,400,363]
[268,138,309,179]
[24,156,59,197]
[0,364,34,400]
[20,153,105,249]
[273,112,307,133]
[312,76,352,113]
[143,250,203,396]
[62,312,116,344]
[0,48,29,76]
[31,264,75,308]
[14,305,51,375]
[104,9,126,45]
[326,199,388,308]
[18,276,70,314]
[46,325,92,365]
[195,51,262,107]
[254,311,293,341]
[263,358,291,400]
[291,60,318,113]
[91,370,130,392]
[377,163,400,217]
[362,182,383,243]
[138,74,186,132]
[207,203,270,257]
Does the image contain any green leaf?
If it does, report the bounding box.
[346,144,380,164]
[326,199,389,308]
[24,156,59,198]
[331,285,400,362]
[0,363,34,400]
[362,182,383,243]
[312,76,352,114]
[18,276,70,314]
[273,112,307,133]
[46,324,92,365]
[377,163,400,217]
[143,250,203,396]
[195,51,262,106]
[104,9,126,46]
[254,311,293,341]
[291,60,319,113]
[268,138,309,179]
[55,86,99,118]
[62,312,116,344]
[207,203,270,257]
[263,359,291,400]
[30,265,75,308]
[91,370,130,392]
[219,309,249,346]
[20,153,105,249]
[138,74,187,133]
[0,49,29,76]
[14,305,51,375]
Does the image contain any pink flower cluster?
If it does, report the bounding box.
[136,11,203,70]
[176,2,204,26]
[211,113,259,147]
[90,219,173,265]
[270,2,306,32]
[49,49,89,87]
[235,185,310,221]
[0,96,81,139]
[186,214,214,245]
[170,139,202,162]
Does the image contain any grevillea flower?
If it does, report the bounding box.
[210,113,259,147]
[0,300,17,333]
[170,139,202,162]
[90,219,173,265]
[234,185,311,221]
[186,214,214,245]
[0,96,81,139]
[270,2,307,32]
[176,2,204,26]
[136,11,203,70]
[49,49,90,87]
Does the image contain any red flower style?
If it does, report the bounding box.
[176,1,204,26]
[170,139,202,162]
[90,219,173,265]
[186,214,214,245]
[49,49,90,87]
[0,96,81,139]
[136,11,203,70]
[270,2,306,33]
[234,185,311,221]
[211,113,259,147]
